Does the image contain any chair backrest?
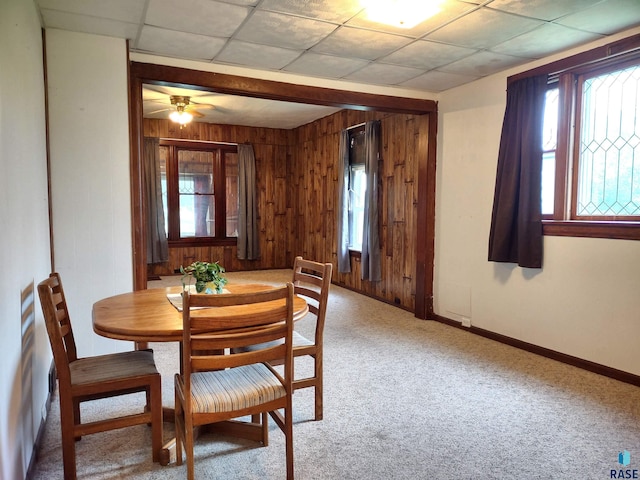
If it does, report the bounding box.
[37,273,78,389]
[292,257,332,343]
[181,283,295,392]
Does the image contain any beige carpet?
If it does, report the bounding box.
[30,269,640,479]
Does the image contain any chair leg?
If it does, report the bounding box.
[175,389,183,466]
[150,379,163,463]
[60,398,77,480]
[72,398,82,441]
[261,411,269,446]
[285,405,294,480]
[185,414,195,480]
[314,354,323,421]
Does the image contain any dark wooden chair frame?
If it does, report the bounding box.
[37,273,163,480]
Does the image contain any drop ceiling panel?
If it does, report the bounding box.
[257,0,364,23]
[311,26,413,60]
[381,40,477,70]
[486,0,603,21]
[401,70,479,92]
[39,9,140,40]
[137,26,227,60]
[234,10,338,50]
[145,0,250,37]
[438,50,528,77]
[555,0,640,35]
[491,23,602,58]
[36,0,147,23]
[344,63,425,85]
[215,40,302,69]
[426,8,544,49]
[283,52,370,78]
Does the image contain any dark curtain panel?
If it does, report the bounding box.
[361,120,382,281]
[237,143,260,260]
[143,137,168,264]
[336,129,351,273]
[488,75,547,269]
[489,75,547,268]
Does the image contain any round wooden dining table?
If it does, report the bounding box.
[92,282,308,466]
[92,283,308,343]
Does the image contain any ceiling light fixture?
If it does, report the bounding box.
[361,0,442,29]
[169,95,193,127]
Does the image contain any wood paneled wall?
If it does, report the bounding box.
[143,109,430,312]
[143,119,294,275]
[290,110,429,311]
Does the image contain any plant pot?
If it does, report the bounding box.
[195,280,223,294]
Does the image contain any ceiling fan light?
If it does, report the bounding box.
[169,110,193,125]
[361,0,442,29]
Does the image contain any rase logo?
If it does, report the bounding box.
[611,450,639,479]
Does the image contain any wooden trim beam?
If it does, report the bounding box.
[130,62,437,114]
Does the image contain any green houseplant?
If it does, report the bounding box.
[180,261,228,294]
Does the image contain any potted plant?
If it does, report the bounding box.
[180,261,228,294]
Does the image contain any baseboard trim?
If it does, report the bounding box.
[332,280,415,313]
[431,314,640,388]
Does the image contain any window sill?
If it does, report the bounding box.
[168,238,237,248]
[542,220,640,240]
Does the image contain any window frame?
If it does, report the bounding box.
[347,125,366,252]
[528,34,640,240]
[160,138,238,247]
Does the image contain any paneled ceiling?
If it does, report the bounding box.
[36,0,640,128]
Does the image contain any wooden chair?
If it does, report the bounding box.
[37,273,163,480]
[235,256,332,421]
[175,283,296,480]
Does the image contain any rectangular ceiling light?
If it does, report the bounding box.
[361,0,443,29]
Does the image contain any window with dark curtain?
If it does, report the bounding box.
[237,143,259,260]
[337,120,382,280]
[488,75,547,269]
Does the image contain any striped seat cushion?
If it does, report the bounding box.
[189,363,285,414]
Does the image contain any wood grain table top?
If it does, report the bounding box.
[92,283,308,343]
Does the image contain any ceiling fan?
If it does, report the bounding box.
[145,93,215,126]
[168,95,196,126]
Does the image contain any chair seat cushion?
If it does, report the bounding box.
[189,363,285,414]
[235,331,313,354]
[70,349,159,386]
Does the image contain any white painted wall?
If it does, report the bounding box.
[46,29,134,357]
[0,1,51,478]
[435,26,640,376]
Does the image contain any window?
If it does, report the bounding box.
[539,38,640,239]
[159,139,238,246]
[348,127,367,251]
[575,64,640,217]
[541,88,558,216]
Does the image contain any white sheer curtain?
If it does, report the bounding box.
[237,143,260,260]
